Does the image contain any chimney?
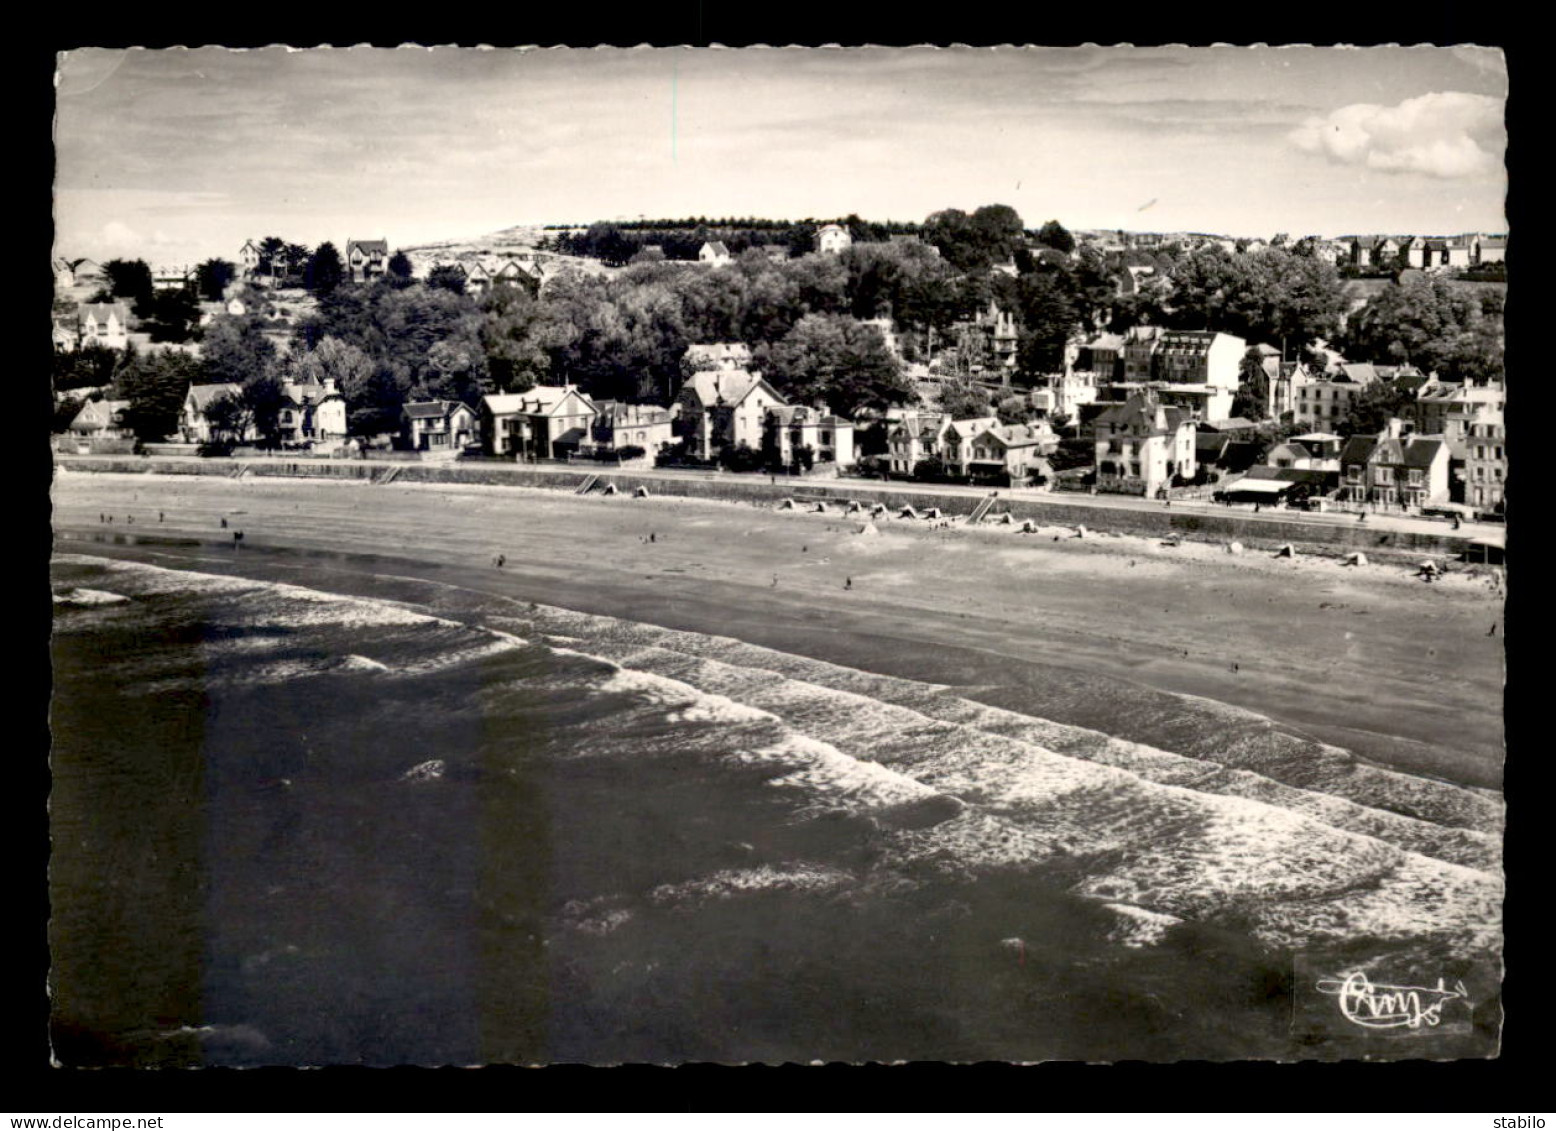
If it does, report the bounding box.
[1384,417,1404,439]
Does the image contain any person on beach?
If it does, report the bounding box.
[1488,623,1497,636]
[221,517,228,529]
[1358,512,1367,523]
[650,532,656,543]
[233,531,243,549]
[159,512,164,523]
[845,577,852,590]
[771,575,778,587]
[496,554,506,568]
[126,515,133,524]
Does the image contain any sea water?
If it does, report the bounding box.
[48,548,1504,1065]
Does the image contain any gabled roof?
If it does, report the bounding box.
[1339,435,1378,466]
[347,239,389,256]
[403,400,468,420]
[186,383,243,411]
[978,422,1052,449]
[1266,440,1311,462]
[700,241,731,256]
[945,416,998,441]
[484,385,598,417]
[681,370,782,410]
[1242,465,1334,486]
[1337,363,1379,385]
[1399,437,1447,468]
[79,302,131,324]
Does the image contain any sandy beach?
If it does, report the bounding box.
[53,468,1505,789]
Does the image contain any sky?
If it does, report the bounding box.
[53,45,1509,269]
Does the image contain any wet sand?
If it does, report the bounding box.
[53,469,1506,789]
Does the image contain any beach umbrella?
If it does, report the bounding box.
[1225,541,1243,554]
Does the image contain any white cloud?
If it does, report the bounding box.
[100,219,143,245]
[1289,91,1504,178]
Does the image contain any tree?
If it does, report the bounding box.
[1013,272,1080,380]
[102,259,155,317]
[145,287,200,342]
[202,315,278,385]
[305,242,345,295]
[427,264,468,295]
[282,243,312,282]
[388,251,415,281]
[202,391,251,443]
[756,314,909,416]
[1232,347,1272,421]
[1341,274,1502,382]
[195,259,238,301]
[1034,220,1076,256]
[995,393,1030,425]
[1339,379,1415,437]
[258,237,287,278]
[115,348,202,441]
[242,373,288,447]
[937,380,993,419]
[969,204,1025,267]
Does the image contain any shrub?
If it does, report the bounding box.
[198,440,235,457]
[615,444,646,461]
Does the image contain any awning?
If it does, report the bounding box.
[1222,478,1288,495]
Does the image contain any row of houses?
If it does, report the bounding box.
[1345,234,1507,271]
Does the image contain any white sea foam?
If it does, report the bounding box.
[53,587,130,606]
[648,864,854,908]
[1103,903,1184,948]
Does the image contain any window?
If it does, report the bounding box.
[1375,466,1392,484]
[1408,469,1423,486]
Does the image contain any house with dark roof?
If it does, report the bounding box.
[1093,391,1197,497]
[961,421,1058,485]
[1337,422,1450,508]
[939,416,1000,479]
[238,239,261,276]
[887,411,951,476]
[345,238,390,283]
[697,240,732,266]
[764,404,858,469]
[1219,463,1337,504]
[401,400,477,453]
[481,385,599,461]
[588,401,677,460]
[674,370,788,461]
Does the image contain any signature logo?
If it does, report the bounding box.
[1316,971,1469,1030]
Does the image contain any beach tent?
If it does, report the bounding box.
[1344,552,1367,566]
[1075,525,1088,538]
[870,503,888,516]
[997,512,1015,525]
[899,505,919,519]
[778,498,796,510]
[1275,544,1294,558]
[924,508,943,519]
[1225,541,1243,554]
[855,522,879,537]
[602,483,618,495]
[814,502,828,513]
[634,486,650,498]
[1022,520,1038,534]
[846,500,863,513]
